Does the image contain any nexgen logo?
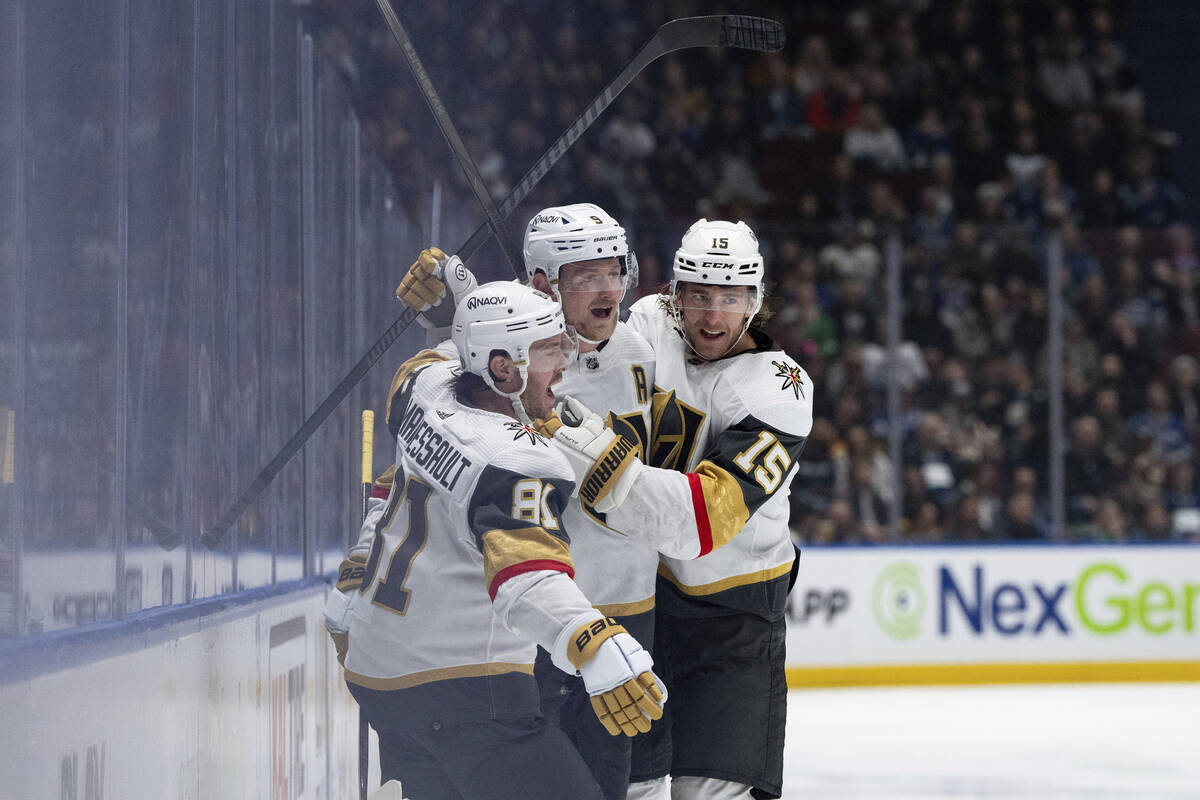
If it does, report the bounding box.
[940,562,1200,636]
[875,561,1200,639]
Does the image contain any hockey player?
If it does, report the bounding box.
[323,281,665,800]
[540,219,813,799]
[394,203,664,800]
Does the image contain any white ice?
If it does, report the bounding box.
[783,683,1200,799]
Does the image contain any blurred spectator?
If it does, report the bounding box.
[777,279,837,360]
[1065,415,1118,525]
[1079,167,1123,226]
[1127,380,1191,462]
[1089,498,1129,542]
[999,491,1044,540]
[909,501,945,542]
[755,53,806,139]
[1006,127,1046,188]
[818,219,881,284]
[1137,500,1173,542]
[602,96,656,162]
[1038,36,1094,108]
[844,102,908,172]
[806,68,863,134]
[1117,144,1183,228]
[819,154,868,224]
[905,106,952,171]
[1168,355,1200,438]
[951,493,989,541]
[845,458,890,539]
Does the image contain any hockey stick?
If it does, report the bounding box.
[200,14,784,549]
[373,0,524,276]
[358,409,374,800]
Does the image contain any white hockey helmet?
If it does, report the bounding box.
[452,281,575,423]
[672,218,764,288]
[669,219,766,359]
[523,203,637,293]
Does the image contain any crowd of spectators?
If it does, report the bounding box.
[313,0,1198,544]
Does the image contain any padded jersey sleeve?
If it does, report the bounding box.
[467,461,597,655]
[606,363,813,560]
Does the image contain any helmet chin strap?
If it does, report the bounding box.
[574,330,608,347]
[482,367,535,426]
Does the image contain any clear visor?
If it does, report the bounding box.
[525,329,578,374]
[556,254,638,295]
[674,282,759,314]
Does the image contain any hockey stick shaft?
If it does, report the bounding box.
[374,0,524,277]
[358,409,374,800]
[201,15,783,549]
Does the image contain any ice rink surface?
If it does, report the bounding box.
[783,683,1200,799]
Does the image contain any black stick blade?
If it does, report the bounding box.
[720,16,786,52]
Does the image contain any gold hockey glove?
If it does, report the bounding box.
[395,247,478,331]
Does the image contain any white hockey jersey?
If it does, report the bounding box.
[343,354,596,731]
[615,295,813,618]
[554,322,658,620]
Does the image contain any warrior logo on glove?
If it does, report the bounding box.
[579,436,638,506]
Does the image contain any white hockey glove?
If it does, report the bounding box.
[535,396,645,513]
[394,247,478,332]
[552,611,666,737]
[322,544,370,665]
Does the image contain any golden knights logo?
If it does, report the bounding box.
[505,421,548,446]
[771,360,806,399]
[648,388,706,471]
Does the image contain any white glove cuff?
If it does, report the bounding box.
[550,609,605,676]
[323,587,356,635]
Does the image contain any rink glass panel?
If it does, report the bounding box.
[124,0,193,610]
[0,0,19,636]
[187,0,237,601]
[0,0,456,637]
[262,4,306,585]
[20,0,122,633]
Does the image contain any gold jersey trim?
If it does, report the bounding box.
[386,349,452,429]
[481,526,574,589]
[658,560,793,596]
[345,661,534,691]
[595,596,656,618]
[692,460,751,552]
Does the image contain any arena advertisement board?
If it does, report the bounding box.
[785,545,1200,687]
[0,585,362,800]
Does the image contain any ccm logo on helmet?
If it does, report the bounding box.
[467,295,506,310]
[701,261,735,269]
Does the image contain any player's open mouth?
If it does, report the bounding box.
[699,328,725,340]
[590,306,613,319]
